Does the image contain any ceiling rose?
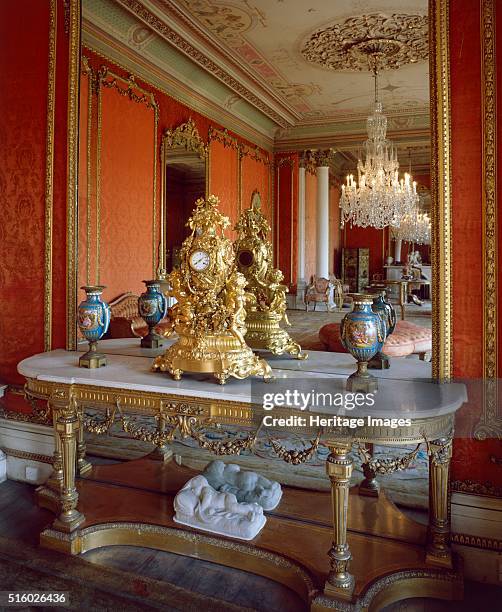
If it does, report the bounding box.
[301,13,428,71]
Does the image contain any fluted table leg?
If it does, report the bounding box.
[426,435,453,568]
[76,405,92,475]
[324,442,355,600]
[52,393,85,533]
[47,400,63,491]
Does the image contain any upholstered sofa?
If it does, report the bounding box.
[319,320,431,361]
[105,292,172,339]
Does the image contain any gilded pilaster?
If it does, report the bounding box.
[476,0,500,440]
[429,0,452,381]
[66,0,81,350]
[44,0,57,352]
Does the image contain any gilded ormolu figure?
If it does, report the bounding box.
[233,191,307,359]
[152,195,272,384]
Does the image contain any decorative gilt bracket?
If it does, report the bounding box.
[161,118,208,159]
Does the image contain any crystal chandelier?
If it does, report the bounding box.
[392,208,431,245]
[340,61,419,229]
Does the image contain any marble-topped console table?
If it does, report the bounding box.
[18,343,466,609]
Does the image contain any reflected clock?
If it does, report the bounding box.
[237,249,254,268]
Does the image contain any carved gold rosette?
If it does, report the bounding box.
[152,195,272,384]
[234,191,306,360]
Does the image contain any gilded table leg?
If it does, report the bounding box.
[76,405,92,475]
[324,443,355,600]
[426,436,453,568]
[46,404,63,491]
[359,443,379,497]
[52,394,85,533]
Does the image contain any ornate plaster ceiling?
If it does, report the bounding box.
[169,0,429,123]
[83,0,430,161]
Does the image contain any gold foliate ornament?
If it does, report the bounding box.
[234,191,307,359]
[152,195,272,384]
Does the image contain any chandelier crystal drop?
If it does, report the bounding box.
[340,64,419,229]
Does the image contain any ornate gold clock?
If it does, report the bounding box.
[152,195,272,384]
[234,191,307,359]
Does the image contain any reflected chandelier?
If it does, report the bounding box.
[340,58,419,229]
[392,208,431,245]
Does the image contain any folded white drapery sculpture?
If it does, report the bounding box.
[203,460,282,511]
[173,475,266,540]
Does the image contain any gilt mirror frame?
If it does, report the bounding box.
[67,0,453,383]
[158,118,209,277]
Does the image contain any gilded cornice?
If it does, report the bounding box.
[114,0,294,127]
[82,35,275,149]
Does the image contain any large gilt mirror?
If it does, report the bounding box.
[159,119,209,275]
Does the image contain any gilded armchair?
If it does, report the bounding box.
[305,276,332,311]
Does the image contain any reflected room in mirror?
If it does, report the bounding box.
[160,120,208,274]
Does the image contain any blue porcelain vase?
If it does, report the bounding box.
[138,279,168,348]
[340,294,386,392]
[77,285,111,368]
[368,291,397,370]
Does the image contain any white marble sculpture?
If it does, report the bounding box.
[202,460,282,511]
[173,475,266,541]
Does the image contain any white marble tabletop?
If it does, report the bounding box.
[18,340,467,419]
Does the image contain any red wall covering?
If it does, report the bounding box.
[241,155,272,228]
[448,0,502,486]
[81,50,273,289]
[275,153,298,288]
[209,140,239,238]
[0,2,63,385]
[99,85,155,302]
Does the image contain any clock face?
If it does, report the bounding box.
[189,249,210,272]
[238,249,254,268]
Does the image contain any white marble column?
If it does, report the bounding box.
[394,238,403,263]
[316,157,330,279]
[295,160,307,308]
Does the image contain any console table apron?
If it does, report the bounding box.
[18,347,467,610]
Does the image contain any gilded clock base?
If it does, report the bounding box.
[245,312,307,359]
[152,331,273,384]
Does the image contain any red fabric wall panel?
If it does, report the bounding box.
[450,0,483,380]
[448,0,502,488]
[99,86,155,303]
[241,155,272,227]
[209,140,239,238]
[51,0,70,351]
[330,184,341,275]
[275,154,298,287]
[0,2,50,384]
[304,171,317,282]
[78,74,89,291]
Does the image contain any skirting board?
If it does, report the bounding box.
[0,416,501,584]
[0,417,54,484]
